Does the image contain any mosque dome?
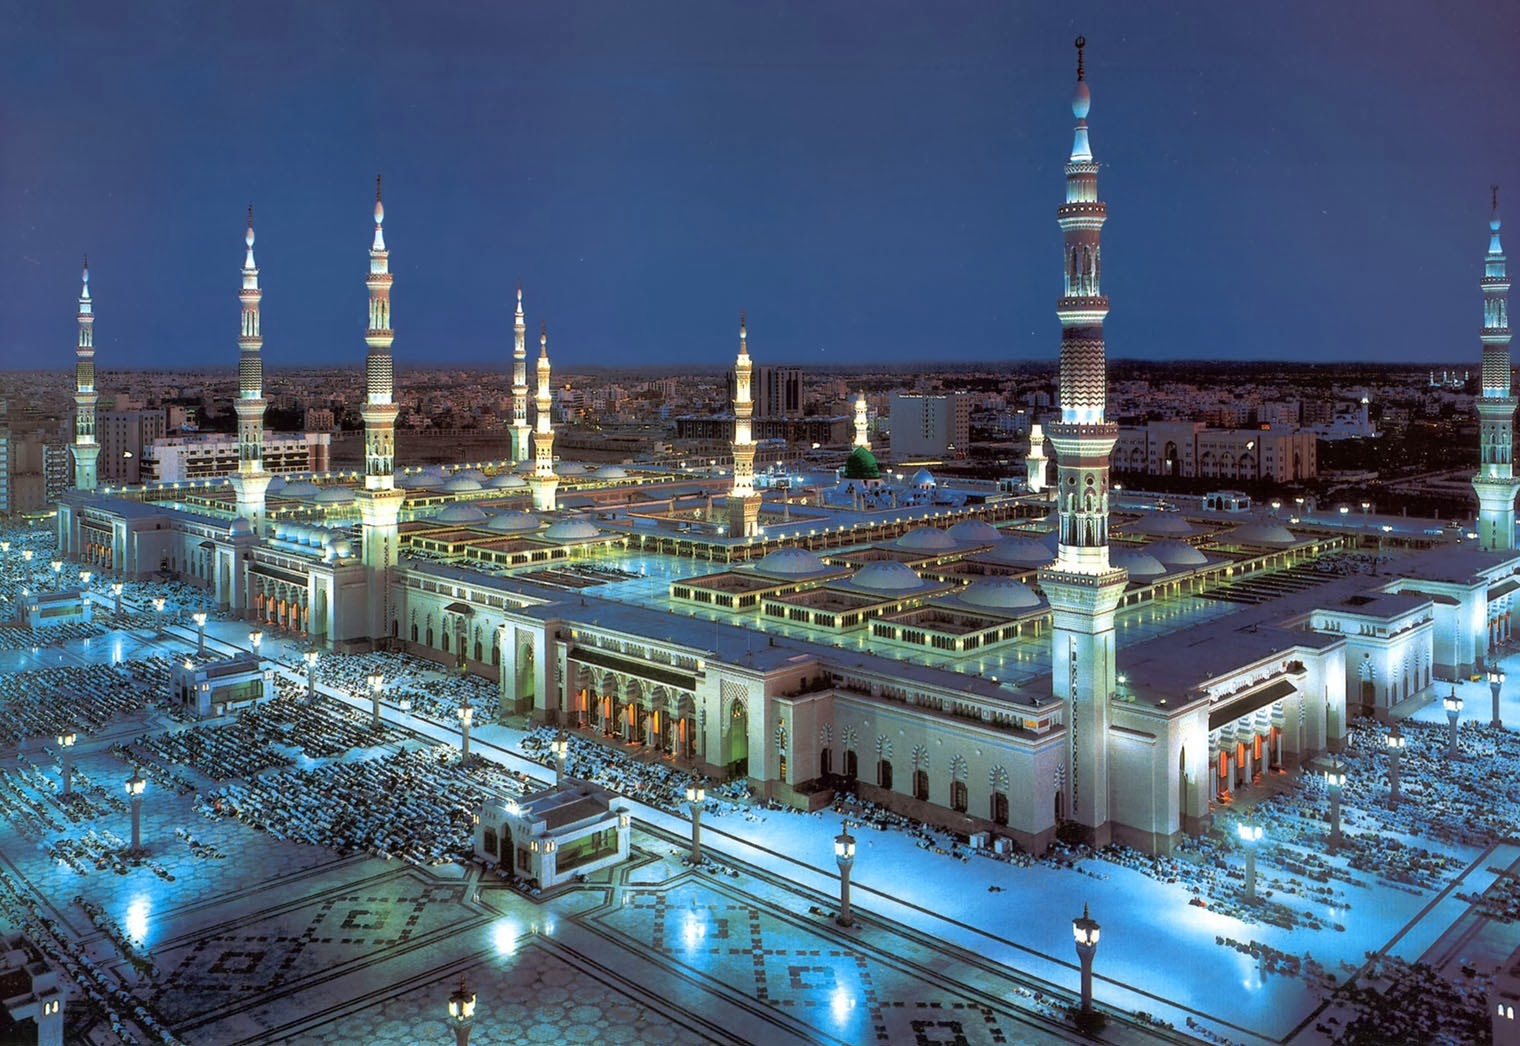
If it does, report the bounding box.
[594,465,629,480]
[433,503,489,524]
[399,472,443,489]
[947,520,1001,544]
[458,468,488,482]
[489,473,528,489]
[228,517,254,538]
[1231,522,1298,546]
[895,527,956,551]
[842,447,881,481]
[983,537,1054,567]
[1127,513,1195,537]
[754,548,830,577]
[516,459,537,474]
[910,468,937,488]
[959,577,1041,611]
[542,519,601,541]
[850,560,924,592]
[425,464,450,476]
[485,511,541,533]
[554,461,586,476]
[442,476,483,492]
[1112,548,1166,579]
[1148,539,1208,567]
[280,480,320,497]
[329,537,354,559]
[264,475,287,494]
[314,486,355,504]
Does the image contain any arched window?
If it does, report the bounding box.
[844,750,858,779]
[426,627,435,647]
[482,827,498,857]
[441,631,450,653]
[474,640,483,662]
[913,769,929,801]
[878,759,893,790]
[991,792,1008,825]
[950,779,967,812]
[820,747,832,776]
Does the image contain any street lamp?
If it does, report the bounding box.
[834,827,856,927]
[192,611,208,655]
[56,730,77,796]
[1445,688,1463,759]
[79,570,91,588]
[50,560,62,589]
[1072,904,1100,1018]
[446,975,476,1046]
[249,630,263,660]
[1323,757,1345,854]
[1237,819,1264,903]
[368,673,384,731]
[1490,667,1506,730]
[457,698,474,760]
[303,650,319,705]
[686,777,706,864]
[125,769,147,852]
[112,582,123,618]
[1386,721,1405,806]
[551,731,569,785]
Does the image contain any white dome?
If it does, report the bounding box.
[947,520,1001,543]
[330,537,354,558]
[442,476,483,492]
[489,473,528,489]
[1149,539,1208,567]
[1127,513,1195,537]
[959,577,1041,611]
[910,468,936,488]
[280,480,320,497]
[554,461,586,476]
[754,548,830,577]
[895,527,957,551]
[516,459,537,474]
[425,464,450,476]
[1112,549,1166,579]
[1231,522,1297,546]
[458,468,488,481]
[485,511,541,533]
[594,465,629,480]
[851,560,924,592]
[433,503,489,523]
[398,472,442,489]
[542,519,602,541]
[314,485,355,504]
[983,538,1054,567]
[264,475,287,493]
[228,517,254,538]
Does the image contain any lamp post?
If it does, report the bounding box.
[56,730,77,796]
[446,975,476,1046]
[51,559,62,590]
[152,597,165,634]
[79,570,91,590]
[1386,722,1405,807]
[1072,904,1100,1018]
[1323,757,1345,854]
[304,650,319,705]
[249,629,263,662]
[551,731,569,785]
[368,673,384,731]
[834,827,856,927]
[192,611,207,656]
[125,770,146,852]
[1445,688,1463,759]
[1237,819,1264,903]
[1490,667,1506,730]
[686,777,705,864]
[457,698,474,760]
[112,582,123,618]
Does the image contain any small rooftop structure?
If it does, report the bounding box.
[475,779,631,889]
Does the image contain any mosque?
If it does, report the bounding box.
[54,42,1520,855]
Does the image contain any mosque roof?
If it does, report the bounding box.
[752,547,834,578]
[957,576,1042,611]
[1125,512,1195,537]
[541,519,602,542]
[1230,522,1297,546]
[433,503,489,523]
[848,560,927,592]
[946,519,1002,543]
[485,511,541,533]
[842,446,881,480]
[442,476,484,492]
[895,526,957,551]
[1148,539,1209,567]
[314,485,355,504]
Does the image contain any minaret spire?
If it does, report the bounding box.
[1038,36,1126,848]
[530,321,560,511]
[510,282,530,462]
[1473,182,1518,551]
[355,175,407,644]
[853,390,871,450]
[70,255,100,490]
[229,203,272,538]
[726,311,760,537]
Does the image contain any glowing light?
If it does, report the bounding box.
[126,895,150,944]
[830,987,856,1023]
[492,918,521,957]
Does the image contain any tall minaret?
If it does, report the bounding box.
[229,206,272,536]
[1026,422,1048,493]
[70,257,100,491]
[1038,37,1127,847]
[853,390,871,450]
[355,177,406,642]
[510,284,531,463]
[530,323,560,511]
[726,313,761,537]
[1474,185,1518,551]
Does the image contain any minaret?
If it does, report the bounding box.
[1474,184,1518,551]
[70,257,99,491]
[1026,422,1048,493]
[510,284,531,462]
[529,322,559,511]
[355,177,407,642]
[229,206,272,536]
[853,390,871,449]
[1038,37,1127,847]
[726,313,761,537]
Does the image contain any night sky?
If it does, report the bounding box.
[3,1,1519,372]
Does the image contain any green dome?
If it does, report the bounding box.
[842,446,881,480]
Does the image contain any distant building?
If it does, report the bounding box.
[675,415,849,446]
[97,409,168,484]
[889,392,972,459]
[304,408,336,433]
[727,365,802,419]
[143,431,331,483]
[1113,421,1317,482]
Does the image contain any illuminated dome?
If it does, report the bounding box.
[984,538,1054,567]
[947,520,1001,543]
[754,548,831,577]
[458,468,488,482]
[1231,522,1297,546]
[542,519,601,542]
[264,475,287,494]
[485,511,540,533]
[1149,539,1208,567]
[1112,548,1166,579]
[314,486,355,504]
[959,577,1041,611]
[228,517,254,538]
[850,560,924,592]
[280,480,320,497]
[910,468,936,488]
[329,537,354,559]
[594,465,629,480]
[515,459,537,474]
[489,473,528,489]
[842,447,881,481]
[399,472,443,489]
[554,461,586,476]
[442,476,483,492]
[433,503,489,524]
[895,527,956,551]
[1127,513,1195,537]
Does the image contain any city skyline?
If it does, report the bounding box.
[4,2,1520,372]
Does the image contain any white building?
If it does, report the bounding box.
[475,780,631,889]
[142,431,332,483]
[889,393,971,459]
